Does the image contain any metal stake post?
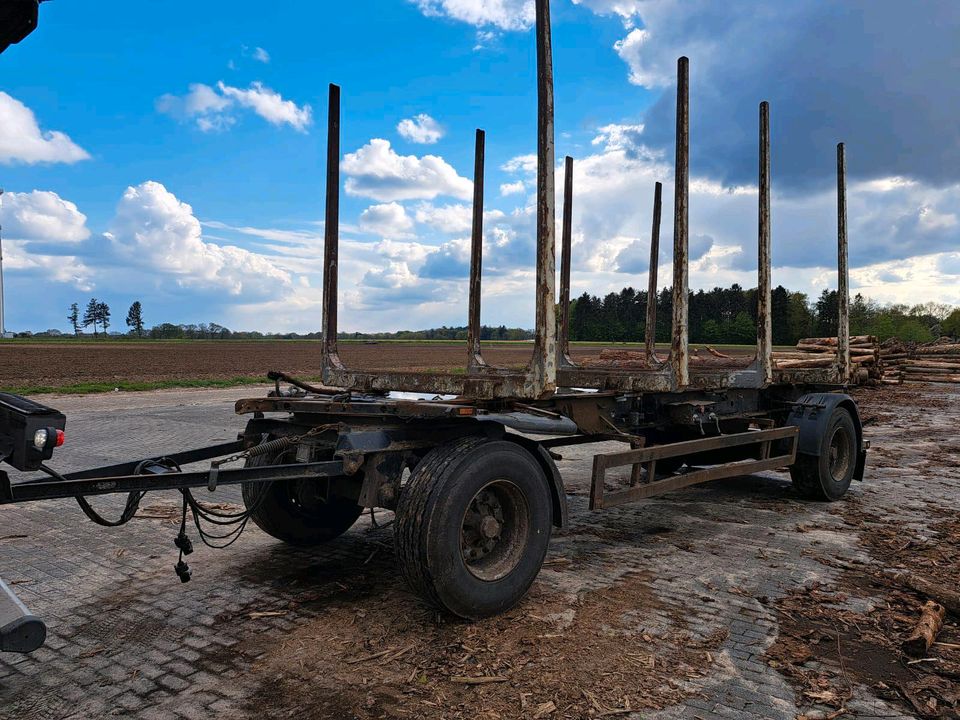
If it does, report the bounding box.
[321,84,344,371]
[558,156,574,367]
[757,103,773,383]
[671,57,690,388]
[837,143,851,382]
[645,182,662,362]
[533,0,558,393]
[467,129,487,370]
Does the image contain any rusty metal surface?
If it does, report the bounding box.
[757,101,773,384]
[671,56,690,389]
[645,181,663,363]
[467,129,487,372]
[557,155,575,368]
[236,396,473,419]
[837,142,851,383]
[321,83,345,374]
[531,0,558,397]
[589,426,799,509]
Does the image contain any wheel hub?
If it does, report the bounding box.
[460,481,529,581]
[461,489,505,561]
[480,515,502,539]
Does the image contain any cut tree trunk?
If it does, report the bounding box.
[902,600,946,657]
[888,572,960,616]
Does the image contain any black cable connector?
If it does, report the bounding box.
[174,559,192,583]
[174,531,194,556]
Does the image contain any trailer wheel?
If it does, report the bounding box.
[241,448,363,546]
[790,407,856,501]
[395,437,552,619]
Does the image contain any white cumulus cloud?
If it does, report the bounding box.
[106,181,292,298]
[253,46,270,63]
[0,92,90,165]
[359,202,415,237]
[342,139,473,202]
[500,180,526,196]
[0,190,91,243]
[218,82,312,131]
[397,113,444,144]
[410,0,534,30]
[156,81,311,132]
[2,240,94,291]
[501,153,537,175]
[571,0,644,26]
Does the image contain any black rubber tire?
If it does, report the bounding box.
[241,448,363,546]
[790,407,857,501]
[394,437,552,619]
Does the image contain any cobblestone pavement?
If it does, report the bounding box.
[1,384,955,719]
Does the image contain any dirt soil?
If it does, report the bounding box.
[764,386,960,720]
[0,341,755,388]
[235,565,728,720]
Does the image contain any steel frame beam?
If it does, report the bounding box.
[1,460,346,504]
[589,426,798,510]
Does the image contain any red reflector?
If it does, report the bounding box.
[55,429,65,447]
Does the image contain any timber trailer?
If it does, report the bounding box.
[0,0,868,654]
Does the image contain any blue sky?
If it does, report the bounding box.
[2,1,960,334]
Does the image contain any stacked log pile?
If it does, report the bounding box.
[773,336,882,383]
[881,337,960,385]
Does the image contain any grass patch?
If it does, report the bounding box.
[6,376,286,396]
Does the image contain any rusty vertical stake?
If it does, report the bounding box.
[837,142,851,382]
[467,129,487,371]
[645,181,662,363]
[558,155,574,367]
[757,101,773,384]
[533,0,558,393]
[321,83,344,370]
[671,57,690,388]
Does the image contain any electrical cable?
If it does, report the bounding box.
[40,464,146,528]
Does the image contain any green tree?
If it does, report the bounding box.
[98,302,111,333]
[701,319,723,343]
[729,311,756,344]
[126,301,145,337]
[943,309,960,338]
[67,303,81,337]
[82,298,100,337]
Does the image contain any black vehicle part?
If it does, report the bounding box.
[241,446,363,545]
[0,393,65,472]
[477,412,578,436]
[395,437,552,619]
[0,577,46,653]
[0,1,40,55]
[503,434,568,528]
[789,405,857,501]
[786,392,866,482]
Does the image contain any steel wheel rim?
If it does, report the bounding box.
[828,425,852,483]
[460,479,530,581]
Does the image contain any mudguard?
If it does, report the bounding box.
[506,435,569,529]
[786,393,868,481]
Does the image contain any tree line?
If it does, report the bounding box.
[66,299,144,338]
[10,289,958,343]
[568,285,959,345]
